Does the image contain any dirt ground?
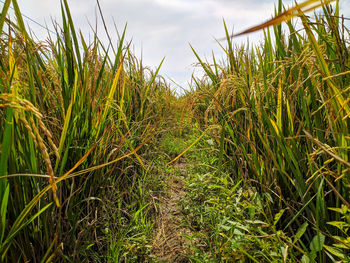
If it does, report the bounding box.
[152,162,193,263]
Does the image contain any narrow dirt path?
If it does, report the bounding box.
[152,161,192,262]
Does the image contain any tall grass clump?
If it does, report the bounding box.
[187,0,349,261]
[0,0,176,261]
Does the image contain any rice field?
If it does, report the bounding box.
[0,0,349,262]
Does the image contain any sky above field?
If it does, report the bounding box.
[3,0,350,93]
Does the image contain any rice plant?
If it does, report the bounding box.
[0,0,175,261]
[188,0,350,261]
[1,0,349,262]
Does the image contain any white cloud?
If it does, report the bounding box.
[4,0,350,91]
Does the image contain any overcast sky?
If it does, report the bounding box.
[3,0,350,93]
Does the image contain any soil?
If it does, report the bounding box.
[151,161,193,263]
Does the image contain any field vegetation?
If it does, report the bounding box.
[0,0,349,262]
